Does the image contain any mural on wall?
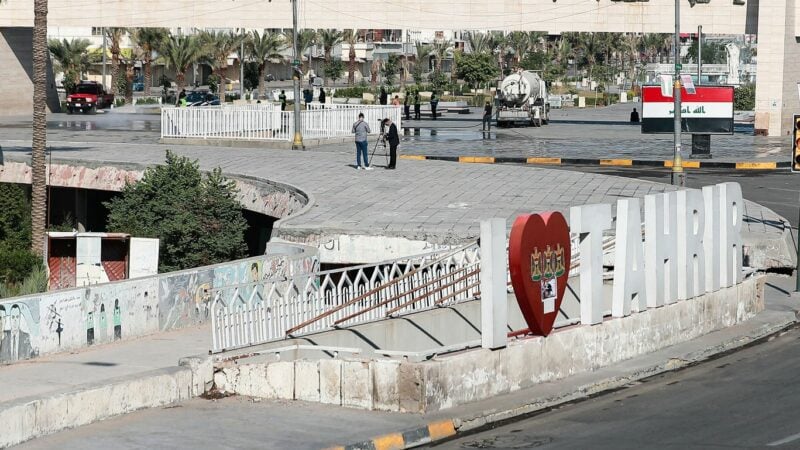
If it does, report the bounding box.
[0,301,39,362]
[0,244,318,364]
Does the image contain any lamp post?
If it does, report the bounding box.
[291,0,304,149]
[671,0,685,187]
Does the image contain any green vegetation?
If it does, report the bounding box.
[734,84,755,111]
[456,52,499,88]
[105,151,247,273]
[0,184,46,298]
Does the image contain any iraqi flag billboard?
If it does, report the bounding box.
[641,85,734,135]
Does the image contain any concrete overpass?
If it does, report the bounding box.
[1,0,799,136]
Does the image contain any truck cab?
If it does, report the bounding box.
[65,82,114,114]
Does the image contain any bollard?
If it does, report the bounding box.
[480,218,508,350]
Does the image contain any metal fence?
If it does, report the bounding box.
[210,244,479,353]
[161,104,401,142]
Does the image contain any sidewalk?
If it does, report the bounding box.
[11,276,799,450]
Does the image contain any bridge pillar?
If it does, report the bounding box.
[0,27,60,117]
[755,0,800,136]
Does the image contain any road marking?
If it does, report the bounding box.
[768,431,800,446]
[427,420,457,440]
[664,160,701,169]
[527,157,562,165]
[459,156,495,164]
[372,433,405,450]
[600,159,633,166]
[400,155,426,160]
[736,161,777,170]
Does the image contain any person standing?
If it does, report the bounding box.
[379,86,388,105]
[482,101,493,131]
[176,89,186,107]
[318,88,326,108]
[630,107,640,123]
[413,93,421,120]
[430,92,439,120]
[403,94,411,120]
[279,90,287,111]
[392,95,401,106]
[351,113,373,170]
[384,117,400,169]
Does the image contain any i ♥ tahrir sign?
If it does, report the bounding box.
[508,182,743,336]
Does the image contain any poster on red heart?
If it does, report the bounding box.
[508,212,571,336]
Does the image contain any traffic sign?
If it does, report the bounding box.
[675,63,683,71]
[292,59,300,66]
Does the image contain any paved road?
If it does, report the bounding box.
[547,165,800,229]
[433,323,800,450]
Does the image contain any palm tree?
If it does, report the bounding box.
[488,31,507,74]
[283,29,317,75]
[577,32,600,82]
[527,31,547,54]
[159,34,200,91]
[430,39,452,73]
[399,53,409,90]
[465,31,491,55]
[370,56,383,88]
[247,30,286,99]
[200,30,245,100]
[318,29,343,85]
[131,28,168,96]
[506,31,529,67]
[343,29,359,86]
[105,27,127,95]
[48,38,91,92]
[30,0,48,255]
[414,41,432,80]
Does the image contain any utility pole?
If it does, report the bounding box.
[102,27,107,91]
[697,25,702,85]
[671,0,685,187]
[291,0,304,149]
[240,30,246,100]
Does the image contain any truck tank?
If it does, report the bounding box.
[499,71,543,108]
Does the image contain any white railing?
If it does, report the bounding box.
[210,244,479,353]
[161,105,292,141]
[161,104,400,142]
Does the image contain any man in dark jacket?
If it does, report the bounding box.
[379,86,388,105]
[318,88,326,108]
[403,94,411,120]
[482,101,493,131]
[430,92,439,120]
[413,93,421,120]
[384,118,400,169]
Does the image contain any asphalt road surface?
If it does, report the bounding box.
[551,165,800,228]
[433,325,800,450]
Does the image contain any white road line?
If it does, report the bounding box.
[767,431,800,447]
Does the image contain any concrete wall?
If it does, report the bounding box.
[214,275,763,412]
[0,28,60,116]
[0,161,309,221]
[0,243,318,364]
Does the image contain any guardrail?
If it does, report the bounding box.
[162,104,401,142]
[210,244,479,353]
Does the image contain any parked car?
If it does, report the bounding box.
[65,81,114,114]
[185,90,220,106]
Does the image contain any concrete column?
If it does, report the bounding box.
[0,27,60,116]
[479,218,507,350]
[754,0,800,136]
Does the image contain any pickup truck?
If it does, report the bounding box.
[65,82,114,114]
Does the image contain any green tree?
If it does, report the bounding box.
[246,30,286,98]
[131,28,169,96]
[0,184,43,295]
[343,29,360,86]
[105,27,128,96]
[200,30,245,101]
[686,40,727,65]
[382,54,400,86]
[324,58,345,85]
[456,52,499,88]
[734,84,755,111]
[283,29,318,75]
[318,29,344,85]
[48,38,91,94]
[105,151,247,273]
[159,34,201,91]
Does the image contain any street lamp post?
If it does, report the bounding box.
[671,0,686,187]
[291,0,304,149]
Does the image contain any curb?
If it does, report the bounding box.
[330,310,798,450]
[399,155,790,170]
[326,419,457,450]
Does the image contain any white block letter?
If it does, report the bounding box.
[702,185,721,293]
[719,182,743,287]
[612,198,647,317]
[570,204,612,325]
[480,218,507,350]
[645,192,679,308]
[677,189,706,300]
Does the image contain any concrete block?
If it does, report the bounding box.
[371,359,400,411]
[180,355,214,396]
[342,360,373,409]
[319,359,342,405]
[226,361,294,400]
[397,362,425,413]
[294,360,320,402]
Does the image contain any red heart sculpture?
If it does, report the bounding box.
[508,212,571,337]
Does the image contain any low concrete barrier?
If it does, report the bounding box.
[214,275,763,412]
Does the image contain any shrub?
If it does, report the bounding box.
[734,84,755,111]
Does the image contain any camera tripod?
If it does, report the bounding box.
[370,133,390,166]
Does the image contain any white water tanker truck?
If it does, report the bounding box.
[496,70,550,127]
